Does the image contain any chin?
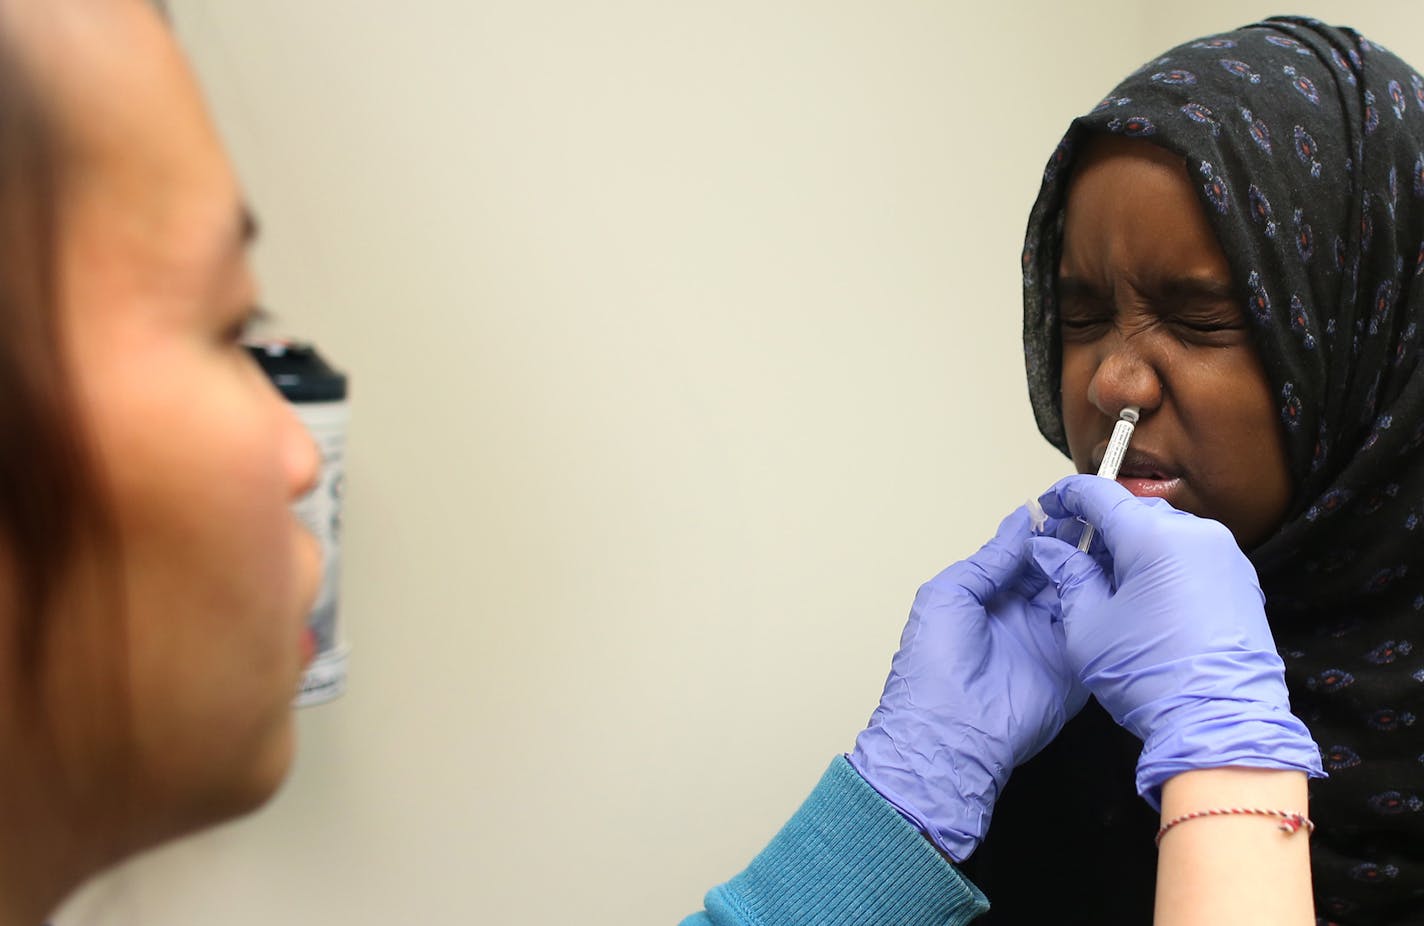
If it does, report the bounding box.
[161,712,299,846]
[222,715,298,818]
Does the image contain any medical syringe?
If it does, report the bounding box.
[1077,406,1140,552]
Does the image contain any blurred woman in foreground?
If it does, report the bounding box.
[0,1,319,922]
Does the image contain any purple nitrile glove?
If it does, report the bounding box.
[848,506,1089,862]
[1026,475,1324,809]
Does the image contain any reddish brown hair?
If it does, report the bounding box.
[0,26,111,690]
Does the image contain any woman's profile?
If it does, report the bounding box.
[0,1,320,922]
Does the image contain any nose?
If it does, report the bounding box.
[280,402,322,502]
[1085,330,1163,422]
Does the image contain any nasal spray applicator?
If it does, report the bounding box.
[1076,406,1140,552]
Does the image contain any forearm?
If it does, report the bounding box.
[1154,768,1313,926]
[683,758,989,926]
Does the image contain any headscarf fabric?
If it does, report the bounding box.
[1016,17,1424,924]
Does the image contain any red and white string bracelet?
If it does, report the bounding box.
[1155,808,1314,847]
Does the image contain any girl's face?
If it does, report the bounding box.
[17,0,321,839]
[1057,135,1292,550]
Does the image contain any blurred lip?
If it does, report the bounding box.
[300,626,318,667]
[293,527,322,668]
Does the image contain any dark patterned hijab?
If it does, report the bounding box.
[1020,17,1424,924]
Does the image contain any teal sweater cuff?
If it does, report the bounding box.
[691,757,989,925]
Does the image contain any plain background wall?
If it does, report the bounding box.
[53,3,1424,924]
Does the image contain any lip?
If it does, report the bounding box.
[1092,446,1180,479]
[1089,447,1187,501]
[1116,475,1184,500]
[300,626,318,668]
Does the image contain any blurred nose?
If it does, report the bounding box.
[280,402,322,501]
[1086,328,1163,422]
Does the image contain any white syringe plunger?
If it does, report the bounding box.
[1077,405,1140,552]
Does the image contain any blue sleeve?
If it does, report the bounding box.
[681,756,989,926]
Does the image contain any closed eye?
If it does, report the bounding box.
[1174,319,1243,333]
[1061,315,1111,328]
[1056,276,1114,334]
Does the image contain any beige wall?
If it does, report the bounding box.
[54,4,1424,924]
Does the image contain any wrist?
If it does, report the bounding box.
[1153,768,1315,925]
[844,745,996,863]
[1158,768,1312,847]
[1160,766,1309,815]
[1133,703,1323,808]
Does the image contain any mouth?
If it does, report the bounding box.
[1115,474,1184,499]
[1093,448,1186,500]
[300,626,318,668]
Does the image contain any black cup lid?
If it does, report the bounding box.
[247,340,347,402]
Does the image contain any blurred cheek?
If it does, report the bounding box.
[69,334,313,794]
[114,380,304,651]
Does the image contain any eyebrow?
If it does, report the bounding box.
[1056,274,1234,303]
[1152,275,1235,302]
[1056,276,1105,299]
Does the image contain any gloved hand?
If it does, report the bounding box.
[849,506,1089,862]
[1026,475,1324,809]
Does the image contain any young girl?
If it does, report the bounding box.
[689,15,1424,926]
[980,18,1424,924]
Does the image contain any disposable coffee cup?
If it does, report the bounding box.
[249,340,350,707]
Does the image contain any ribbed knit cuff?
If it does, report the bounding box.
[701,757,989,925]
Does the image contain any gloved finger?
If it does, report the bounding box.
[1021,520,1091,608]
[1023,535,1112,618]
[1012,514,1072,597]
[1005,507,1108,552]
[939,506,1035,606]
[1022,535,1077,590]
[1036,474,1133,521]
[1038,475,1179,521]
[1010,559,1051,600]
[1025,502,1099,540]
[1036,475,1156,560]
[1035,513,1075,539]
[1047,511,1110,565]
[1065,678,1091,719]
[1048,504,1099,547]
